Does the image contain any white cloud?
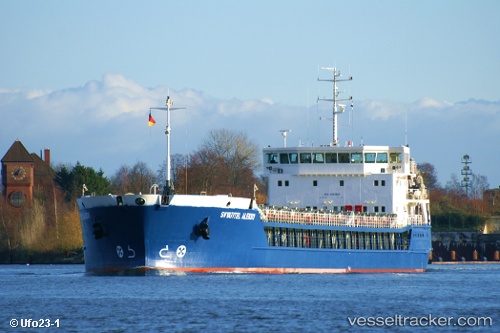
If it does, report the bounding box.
[1,75,499,187]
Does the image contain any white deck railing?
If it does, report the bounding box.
[260,207,427,229]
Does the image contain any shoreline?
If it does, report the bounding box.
[430,261,500,265]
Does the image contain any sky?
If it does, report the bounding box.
[1,0,499,189]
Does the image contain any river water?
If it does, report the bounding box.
[1,264,498,332]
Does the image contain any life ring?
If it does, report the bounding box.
[303,235,310,247]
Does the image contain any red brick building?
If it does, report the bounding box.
[1,140,54,208]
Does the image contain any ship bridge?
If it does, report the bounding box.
[263,145,412,177]
[262,144,425,215]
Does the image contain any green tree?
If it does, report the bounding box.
[418,162,439,190]
[56,162,111,202]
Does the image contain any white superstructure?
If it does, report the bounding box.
[262,67,430,226]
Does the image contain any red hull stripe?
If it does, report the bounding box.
[97,267,426,274]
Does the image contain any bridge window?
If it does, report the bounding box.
[351,152,363,163]
[390,152,402,163]
[267,153,278,164]
[365,153,376,163]
[289,153,298,164]
[325,153,337,163]
[300,153,312,163]
[313,153,324,163]
[338,153,350,163]
[280,153,289,164]
[376,153,388,163]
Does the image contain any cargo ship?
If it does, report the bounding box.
[78,68,431,274]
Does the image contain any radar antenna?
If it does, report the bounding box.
[279,130,291,147]
[317,67,353,146]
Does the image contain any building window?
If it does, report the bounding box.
[374,206,379,213]
[278,180,282,187]
[381,206,386,213]
[313,180,318,186]
[381,180,386,186]
[340,180,344,186]
[9,191,26,207]
[374,180,379,186]
[285,180,289,186]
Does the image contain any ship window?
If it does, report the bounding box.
[351,153,363,163]
[390,152,402,163]
[289,153,298,164]
[325,153,337,163]
[285,180,289,186]
[280,153,289,164]
[338,153,350,163]
[312,153,324,163]
[300,153,312,163]
[267,153,278,164]
[374,180,379,186]
[365,153,376,163]
[381,180,386,186]
[278,180,282,186]
[339,180,344,186]
[376,153,388,163]
[313,180,318,186]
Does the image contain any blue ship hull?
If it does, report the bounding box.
[79,195,431,274]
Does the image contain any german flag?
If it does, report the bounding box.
[148,112,156,127]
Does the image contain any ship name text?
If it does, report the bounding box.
[220,212,256,220]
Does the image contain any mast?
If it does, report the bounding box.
[150,95,186,201]
[317,67,353,146]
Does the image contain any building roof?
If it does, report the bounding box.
[1,140,34,163]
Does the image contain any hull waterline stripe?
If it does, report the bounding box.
[92,266,426,274]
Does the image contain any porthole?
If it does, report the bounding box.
[135,197,146,205]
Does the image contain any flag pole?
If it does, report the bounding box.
[150,95,186,203]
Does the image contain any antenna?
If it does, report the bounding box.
[279,130,291,147]
[461,154,472,197]
[317,67,353,146]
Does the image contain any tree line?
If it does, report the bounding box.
[1,128,497,261]
[418,163,496,231]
